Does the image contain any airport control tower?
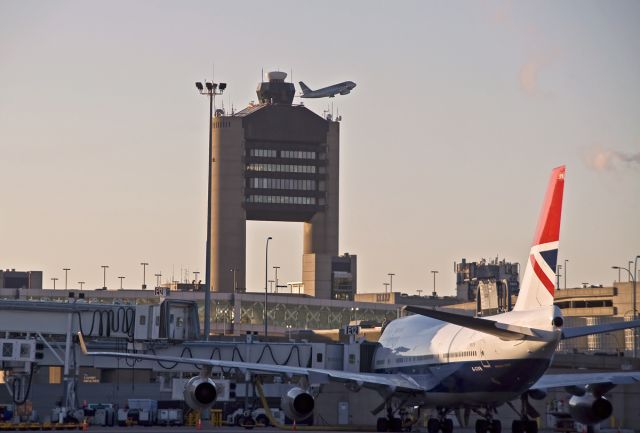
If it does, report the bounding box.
[210,71,354,299]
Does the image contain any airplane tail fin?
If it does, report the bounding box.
[299,81,312,94]
[513,166,566,311]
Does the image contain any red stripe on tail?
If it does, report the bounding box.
[530,254,555,297]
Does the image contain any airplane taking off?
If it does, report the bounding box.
[299,80,356,98]
[79,165,640,433]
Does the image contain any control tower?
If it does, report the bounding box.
[210,71,353,299]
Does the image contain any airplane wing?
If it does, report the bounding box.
[531,371,640,391]
[404,306,554,341]
[561,319,640,340]
[77,333,424,394]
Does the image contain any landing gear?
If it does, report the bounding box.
[426,408,454,433]
[474,419,501,433]
[511,419,537,433]
[375,407,403,432]
[472,407,501,433]
[507,393,539,433]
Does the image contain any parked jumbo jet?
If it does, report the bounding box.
[299,80,356,98]
[79,165,640,433]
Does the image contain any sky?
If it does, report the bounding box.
[1,1,639,295]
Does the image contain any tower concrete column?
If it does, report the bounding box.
[211,117,246,293]
[303,122,340,298]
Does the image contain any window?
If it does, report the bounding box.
[249,149,277,158]
[246,163,317,174]
[316,353,323,363]
[248,178,316,191]
[281,150,316,160]
[246,195,317,205]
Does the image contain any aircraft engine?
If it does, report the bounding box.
[280,387,315,421]
[183,376,220,410]
[339,89,351,95]
[568,394,613,425]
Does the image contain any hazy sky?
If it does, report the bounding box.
[1,1,639,295]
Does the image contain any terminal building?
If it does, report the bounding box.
[210,71,355,300]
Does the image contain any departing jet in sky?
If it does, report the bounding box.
[79,165,640,433]
[299,80,356,98]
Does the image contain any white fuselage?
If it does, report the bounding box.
[373,306,562,407]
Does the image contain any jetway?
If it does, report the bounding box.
[0,299,378,422]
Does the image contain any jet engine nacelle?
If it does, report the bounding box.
[568,394,613,425]
[183,376,220,410]
[280,387,315,422]
[339,89,351,95]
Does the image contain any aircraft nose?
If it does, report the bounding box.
[350,82,357,88]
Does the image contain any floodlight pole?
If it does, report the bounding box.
[264,236,272,337]
[196,79,226,341]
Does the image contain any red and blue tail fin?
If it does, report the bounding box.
[513,166,565,311]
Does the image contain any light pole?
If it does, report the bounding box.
[273,266,280,294]
[431,270,439,297]
[230,268,238,293]
[555,265,562,290]
[196,79,227,342]
[388,273,395,293]
[613,264,637,358]
[564,259,568,289]
[63,268,70,290]
[193,271,200,290]
[417,289,423,297]
[383,283,390,293]
[155,273,162,288]
[51,277,58,290]
[118,276,125,290]
[78,281,85,291]
[101,265,109,290]
[140,262,149,289]
[264,236,272,337]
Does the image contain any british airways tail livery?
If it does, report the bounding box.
[79,165,640,433]
[513,165,565,311]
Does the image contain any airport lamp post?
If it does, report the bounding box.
[613,265,637,358]
[78,281,85,291]
[564,259,568,289]
[264,236,273,337]
[101,265,109,290]
[273,266,280,294]
[230,268,238,293]
[51,277,58,290]
[383,283,390,293]
[63,268,70,290]
[140,262,149,289]
[431,270,439,297]
[388,273,395,293]
[195,79,227,342]
[193,271,200,291]
[155,273,162,288]
[118,276,125,290]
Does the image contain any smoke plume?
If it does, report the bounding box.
[584,147,640,171]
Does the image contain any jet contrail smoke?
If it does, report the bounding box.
[584,147,640,171]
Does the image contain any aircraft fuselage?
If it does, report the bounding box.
[373,306,561,407]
